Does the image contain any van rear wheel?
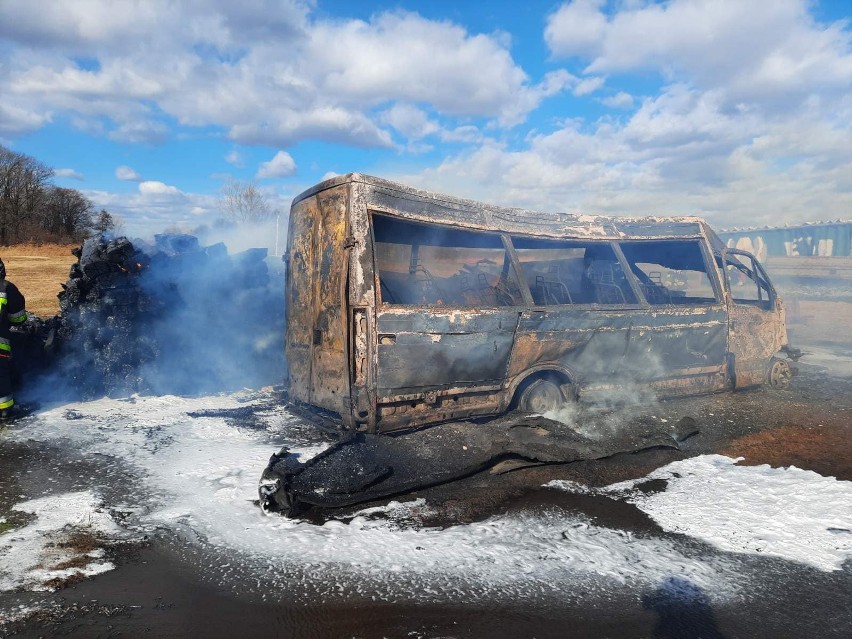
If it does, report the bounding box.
[517,378,566,414]
[767,358,793,389]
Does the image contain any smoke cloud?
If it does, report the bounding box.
[20,226,285,403]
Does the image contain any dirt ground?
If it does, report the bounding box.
[0,244,77,317]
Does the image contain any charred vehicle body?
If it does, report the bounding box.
[284,174,797,434]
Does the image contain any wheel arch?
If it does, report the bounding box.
[507,365,578,410]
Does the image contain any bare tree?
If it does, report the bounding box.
[40,187,94,240]
[0,145,53,244]
[220,178,272,223]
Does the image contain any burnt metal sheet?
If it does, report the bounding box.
[291,173,714,242]
[729,302,786,388]
[308,186,350,413]
[508,307,729,384]
[376,309,518,392]
[259,414,695,516]
[285,197,319,405]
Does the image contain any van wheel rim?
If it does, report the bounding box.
[768,359,792,389]
[519,379,564,414]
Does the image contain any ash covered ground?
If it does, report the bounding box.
[0,239,851,638]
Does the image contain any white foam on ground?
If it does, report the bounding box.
[8,393,848,602]
[5,393,747,601]
[0,491,122,591]
[551,455,852,572]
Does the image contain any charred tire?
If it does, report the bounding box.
[517,378,567,414]
[766,358,792,389]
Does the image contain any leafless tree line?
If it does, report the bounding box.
[220,178,275,223]
[0,144,118,245]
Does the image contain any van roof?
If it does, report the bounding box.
[293,173,723,247]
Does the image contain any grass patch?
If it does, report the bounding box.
[0,243,78,317]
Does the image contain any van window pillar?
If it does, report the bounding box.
[611,241,647,307]
[501,234,534,306]
[699,239,725,303]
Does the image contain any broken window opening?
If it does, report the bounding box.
[619,240,719,306]
[373,213,523,307]
[720,252,773,310]
[510,237,637,305]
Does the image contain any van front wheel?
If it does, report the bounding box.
[517,378,566,414]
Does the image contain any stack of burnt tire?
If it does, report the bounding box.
[22,233,283,399]
[55,236,155,397]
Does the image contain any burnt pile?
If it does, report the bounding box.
[15,234,284,399]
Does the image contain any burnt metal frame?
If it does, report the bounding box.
[370,218,724,313]
[286,174,785,432]
[720,247,777,309]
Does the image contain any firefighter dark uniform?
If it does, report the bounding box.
[0,258,27,415]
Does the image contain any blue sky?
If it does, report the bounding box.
[1,0,850,237]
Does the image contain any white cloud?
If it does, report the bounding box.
[602,92,634,109]
[440,125,483,144]
[572,76,605,96]
[138,180,182,197]
[54,167,84,180]
[81,182,215,238]
[400,82,852,229]
[108,119,169,144]
[256,150,297,179]
[0,102,51,138]
[373,0,846,229]
[115,165,143,181]
[545,0,608,58]
[381,104,440,140]
[303,12,567,126]
[0,4,568,149]
[228,108,393,149]
[545,0,852,105]
[225,150,243,167]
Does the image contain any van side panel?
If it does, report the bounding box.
[376,309,517,393]
[308,186,350,413]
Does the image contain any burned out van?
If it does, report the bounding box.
[284,174,796,433]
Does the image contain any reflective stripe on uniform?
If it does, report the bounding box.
[8,309,26,323]
[0,337,9,352]
[0,395,13,410]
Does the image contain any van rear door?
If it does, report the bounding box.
[285,187,351,415]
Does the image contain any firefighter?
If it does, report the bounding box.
[0,257,27,420]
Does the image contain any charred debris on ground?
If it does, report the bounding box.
[12,234,284,399]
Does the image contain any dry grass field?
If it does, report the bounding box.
[0,243,78,317]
